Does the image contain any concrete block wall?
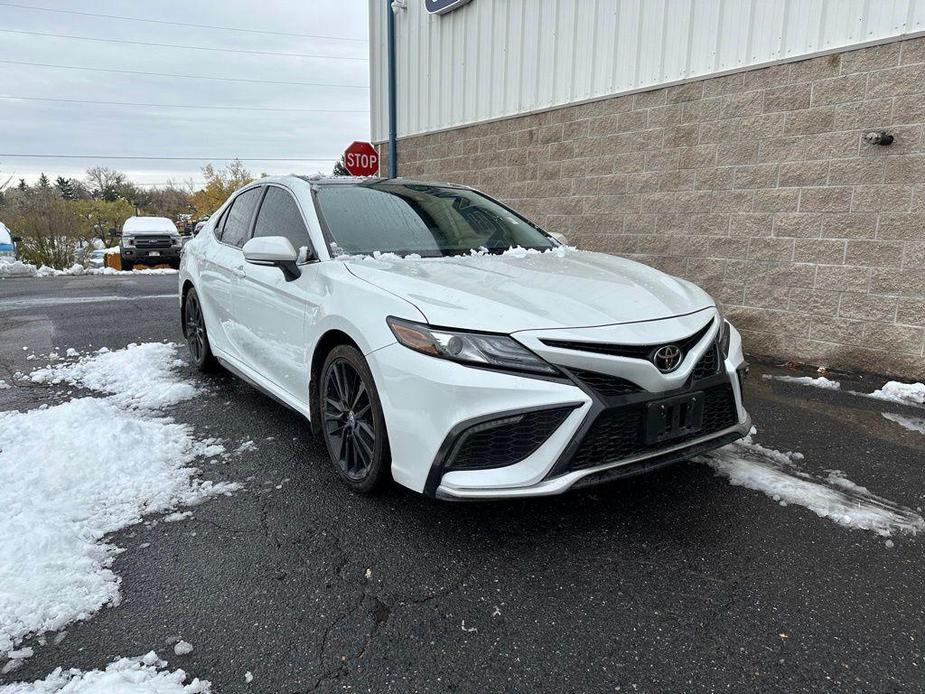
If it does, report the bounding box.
[379,37,925,379]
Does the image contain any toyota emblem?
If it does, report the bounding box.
[652,344,682,373]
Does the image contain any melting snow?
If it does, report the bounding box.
[0,344,236,656]
[29,343,197,410]
[882,412,925,434]
[0,652,211,693]
[867,381,925,408]
[762,374,841,390]
[698,431,924,537]
[173,641,194,656]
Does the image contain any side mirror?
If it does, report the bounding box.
[243,236,301,281]
[11,235,22,243]
[549,231,568,245]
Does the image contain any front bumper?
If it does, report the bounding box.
[367,312,750,499]
[121,247,181,263]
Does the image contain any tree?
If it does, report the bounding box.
[38,173,51,189]
[332,156,350,176]
[7,196,86,268]
[190,159,253,217]
[56,176,75,200]
[85,166,127,202]
[72,198,135,246]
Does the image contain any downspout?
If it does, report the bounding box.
[386,0,398,178]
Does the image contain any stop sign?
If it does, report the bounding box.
[343,141,379,177]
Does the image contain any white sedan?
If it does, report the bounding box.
[179,176,750,499]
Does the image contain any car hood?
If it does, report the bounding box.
[342,249,714,333]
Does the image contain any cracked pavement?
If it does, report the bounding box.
[1,274,924,693]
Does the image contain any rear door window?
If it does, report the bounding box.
[221,188,263,248]
[252,186,313,256]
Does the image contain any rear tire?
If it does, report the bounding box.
[319,345,390,494]
[183,287,217,372]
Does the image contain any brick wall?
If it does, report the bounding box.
[380,37,925,379]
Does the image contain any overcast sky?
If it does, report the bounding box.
[1,0,370,188]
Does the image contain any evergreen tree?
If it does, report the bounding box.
[38,173,51,189]
[18,179,27,191]
[56,176,75,200]
[332,156,350,176]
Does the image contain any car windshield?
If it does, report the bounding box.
[313,182,556,257]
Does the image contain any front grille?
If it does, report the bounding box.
[448,406,574,471]
[566,383,737,472]
[540,318,713,360]
[134,236,172,248]
[569,368,642,397]
[692,345,720,379]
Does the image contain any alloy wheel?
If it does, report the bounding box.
[322,359,376,480]
[185,292,207,364]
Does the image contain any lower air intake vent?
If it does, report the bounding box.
[448,407,574,471]
[566,383,737,472]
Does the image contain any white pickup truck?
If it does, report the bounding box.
[119,216,183,270]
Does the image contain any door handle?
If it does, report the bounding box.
[232,266,246,279]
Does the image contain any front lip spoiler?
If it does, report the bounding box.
[434,414,751,500]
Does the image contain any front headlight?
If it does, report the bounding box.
[387,317,558,375]
[122,236,134,247]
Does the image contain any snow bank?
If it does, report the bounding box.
[868,381,925,408]
[0,344,235,656]
[762,374,841,390]
[698,432,924,537]
[0,652,211,693]
[0,260,177,279]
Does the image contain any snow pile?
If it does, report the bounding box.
[0,344,235,656]
[29,343,197,409]
[698,431,924,537]
[0,652,211,693]
[868,381,925,407]
[0,260,178,279]
[762,374,841,390]
[882,412,925,434]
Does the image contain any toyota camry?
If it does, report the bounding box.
[179,175,751,499]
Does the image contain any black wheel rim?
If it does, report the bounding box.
[185,293,206,364]
[322,359,375,480]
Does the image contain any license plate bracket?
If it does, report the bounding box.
[645,391,704,444]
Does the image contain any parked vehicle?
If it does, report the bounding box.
[179,176,750,499]
[87,249,106,269]
[120,216,182,270]
[0,221,16,259]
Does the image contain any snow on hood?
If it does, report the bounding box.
[342,247,714,332]
[122,216,178,235]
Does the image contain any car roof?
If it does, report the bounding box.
[276,174,473,190]
[123,216,177,233]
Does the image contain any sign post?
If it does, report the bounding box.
[343,142,380,177]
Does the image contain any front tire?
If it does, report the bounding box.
[183,287,217,372]
[319,345,390,494]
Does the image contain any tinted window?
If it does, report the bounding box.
[221,188,262,248]
[314,183,555,257]
[253,187,311,254]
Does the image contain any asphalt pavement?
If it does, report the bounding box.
[1,274,924,693]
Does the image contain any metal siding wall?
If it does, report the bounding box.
[369,0,925,141]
